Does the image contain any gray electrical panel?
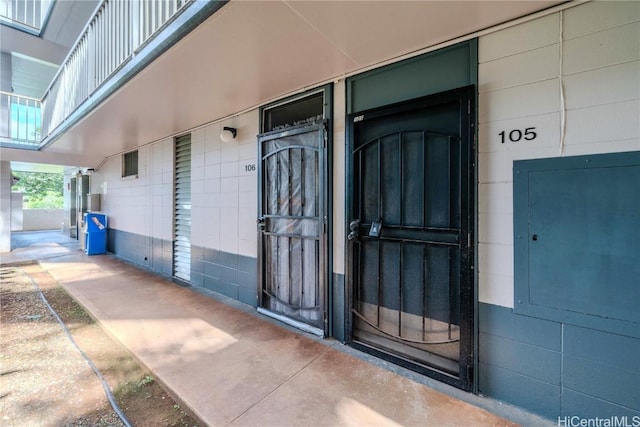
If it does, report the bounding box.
[87,193,101,212]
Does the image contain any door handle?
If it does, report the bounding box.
[348,219,360,241]
[257,217,265,231]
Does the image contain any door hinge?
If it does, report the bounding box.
[468,99,471,115]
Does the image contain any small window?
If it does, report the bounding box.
[122,150,138,177]
[261,85,330,134]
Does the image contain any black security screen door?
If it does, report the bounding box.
[258,123,327,333]
[347,86,475,390]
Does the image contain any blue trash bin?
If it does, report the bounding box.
[84,213,107,255]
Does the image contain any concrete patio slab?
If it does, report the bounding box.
[6,232,552,426]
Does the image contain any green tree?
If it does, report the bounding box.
[11,171,64,209]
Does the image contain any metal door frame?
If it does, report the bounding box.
[345,85,476,391]
[73,174,89,240]
[257,121,329,336]
[69,176,77,238]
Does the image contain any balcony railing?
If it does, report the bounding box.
[0,91,41,147]
[41,0,191,140]
[0,0,53,32]
[1,0,193,149]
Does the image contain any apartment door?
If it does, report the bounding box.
[347,86,475,390]
[258,123,327,335]
[70,175,89,239]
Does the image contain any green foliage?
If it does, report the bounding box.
[11,171,64,209]
[139,375,154,387]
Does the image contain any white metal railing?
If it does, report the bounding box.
[0,91,41,145]
[0,0,53,32]
[39,0,191,140]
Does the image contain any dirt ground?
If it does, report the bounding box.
[0,264,201,427]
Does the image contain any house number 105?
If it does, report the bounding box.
[499,127,537,143]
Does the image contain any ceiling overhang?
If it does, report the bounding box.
[2,0,566,168]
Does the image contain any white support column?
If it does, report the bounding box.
[0,161,13,253]
[0,52,12,139]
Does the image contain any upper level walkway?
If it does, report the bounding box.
[1,0,218,155]
[0,231,552,426]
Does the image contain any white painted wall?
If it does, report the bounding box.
[191,110,259,257]
[90,1,638,309]
[22,209,64,231]
[477,1,640,307]
[94,109,260,257]
[10,192,23,231]
[93,139,174,241]
[333,79,347,275]
[62,172,72,236]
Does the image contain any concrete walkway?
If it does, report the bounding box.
[1,234,546,427]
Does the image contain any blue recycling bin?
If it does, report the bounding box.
[84,213,107,255]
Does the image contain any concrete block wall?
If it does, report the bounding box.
[21,209,63,231]
[478,2,639,308]
[477,1,639,420]
[84,1,638,421]
[10,192,23,231]
[96,141,173,240]
[189,111,259,305]
[190,111,259,260]
[94,110,260,301]
[94,138,174,270]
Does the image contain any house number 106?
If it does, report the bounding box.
[499,127,537,143]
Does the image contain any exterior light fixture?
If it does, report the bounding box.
[220,127,237,143]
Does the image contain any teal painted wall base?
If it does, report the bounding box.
[191,245,258,307]
[479,303,640,421]
[332,273,345,341]
[107,229,347,339]
[107,228,173,276]
[106,228,258,306]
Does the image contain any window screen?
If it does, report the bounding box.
[261,90,325,133]
[123,150,138,177]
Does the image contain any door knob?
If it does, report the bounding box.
[348,219,360,241]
